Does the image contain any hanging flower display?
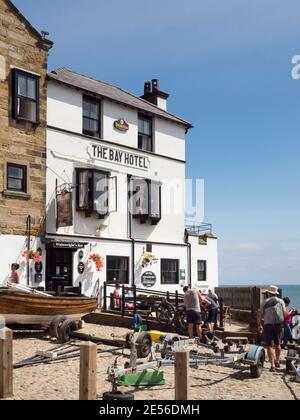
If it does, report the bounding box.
[141,252,158,268]
[22,250,42,263]
[89,253,104,272]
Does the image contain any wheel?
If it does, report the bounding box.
[135,332,152,358]
[49,315,67,339]
[156,301,176,327]
[58,319,78,343]
[103,391,134,400]
[286,349,297,372]
[173,312,188,336]
[250,350,265,378]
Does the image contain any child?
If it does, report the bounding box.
[8,263,20,285]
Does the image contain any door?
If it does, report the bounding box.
[46,249,73,292]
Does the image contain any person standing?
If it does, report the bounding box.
[282,297,295,348]
[183,286,210,339]
[257,286,288,372]
[208,288,219,306]
[8,263,20,285]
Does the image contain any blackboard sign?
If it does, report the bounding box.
[141,271,157,288]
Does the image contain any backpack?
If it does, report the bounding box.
[263,297,284,324]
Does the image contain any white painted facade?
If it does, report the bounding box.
[42,76,219,297]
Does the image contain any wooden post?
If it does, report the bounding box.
[0,328,13,399]
[219,297,224,329]
[175,349,189,401]
[79,342,97,401]
[103,282,107,311]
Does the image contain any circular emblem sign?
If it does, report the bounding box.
[35,262,43,274]
[78,262,85,275]
[141,271,157,288]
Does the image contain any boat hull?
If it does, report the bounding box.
[0,289,98,325]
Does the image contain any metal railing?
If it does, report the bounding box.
[185,221,213,235]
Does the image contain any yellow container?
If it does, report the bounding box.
[149,330,167,343]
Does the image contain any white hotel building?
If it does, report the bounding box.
[45,69,219,295]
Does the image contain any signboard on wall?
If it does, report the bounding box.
[141,271,157,288]
[56,183,73,229]
[88,144,150,171]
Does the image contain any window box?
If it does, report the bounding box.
[12,69,39,124]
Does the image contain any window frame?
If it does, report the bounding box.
[197,260,207,282]
[106,256,130,285]
[129,177,161,224]
[7,163,27,193]
[138,114,153,152]
[82,95,101,138]
[76,168,110,218]
[12,68,40,124]
[161,259,179,285]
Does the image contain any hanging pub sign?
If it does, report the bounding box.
[141,271,157,288]
[88,144,150,171]
[77,262,85,275]
[56,182,73,229]
[114,119,129,132]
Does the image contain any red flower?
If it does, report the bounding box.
[89,253,104,272]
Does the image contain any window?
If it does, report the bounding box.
[161,259,179,285]
[83,96,101,138]
[7,163,27,192]
[138,115,153,152]
[197,260,207,282]
[107,256,129,284]
[12,69,39,123]
[76,169,109,218]
[129,177,161,224]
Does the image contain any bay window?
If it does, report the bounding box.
[129,177,161,224]
[76,169,112,218]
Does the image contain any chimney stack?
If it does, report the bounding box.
[141,78,169,111]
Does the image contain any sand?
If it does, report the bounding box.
[4,323,300,401]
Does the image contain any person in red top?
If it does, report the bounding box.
[113,283,122,309]
[282,297,296,348]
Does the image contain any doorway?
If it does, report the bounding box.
[46,248,73,292]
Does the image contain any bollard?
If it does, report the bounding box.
[175,349,189,400]
[79,341,97,400]
[0,328,13,399]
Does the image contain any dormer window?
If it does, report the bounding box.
[138,114,153,152]
[83,96,101,138]
[12,69,39,123]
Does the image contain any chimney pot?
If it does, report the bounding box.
[152,79,159,93]
[144,81,151,96]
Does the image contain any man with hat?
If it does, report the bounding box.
[257,285,288,372]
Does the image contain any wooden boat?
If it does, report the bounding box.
[0,286,98,325]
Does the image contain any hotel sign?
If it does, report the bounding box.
[88,144,150,170]
[114,119,129,132]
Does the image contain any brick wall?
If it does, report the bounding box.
[0,0,51,236]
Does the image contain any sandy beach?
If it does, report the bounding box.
[2,323,299,401]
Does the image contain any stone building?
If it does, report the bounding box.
[0,0,52,285]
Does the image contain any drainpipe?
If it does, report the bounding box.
[185,229,192,288]
[128,175,135,287]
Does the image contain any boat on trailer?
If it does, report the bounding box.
[0,284,98,325]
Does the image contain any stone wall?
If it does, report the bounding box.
[0,0,51,236]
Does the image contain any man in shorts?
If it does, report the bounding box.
[257,285,288,372]
[183,286,210,338]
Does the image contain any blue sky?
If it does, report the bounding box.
[14,0,300,285]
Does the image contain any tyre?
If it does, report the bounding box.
[156,301,176,326]
[49,315,67,339]
[135,332,152,358]
[250,350,265,378]
[103,391,134,400]
[58,319,78,343]
[286,349,297,372]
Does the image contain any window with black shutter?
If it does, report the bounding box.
[129,177,161,224]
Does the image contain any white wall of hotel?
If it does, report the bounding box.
[0,235,44,287]
[40,81,219,295]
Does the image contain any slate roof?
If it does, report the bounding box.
[47,68,193,129]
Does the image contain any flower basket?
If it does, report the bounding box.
[89,253,104,272]
[141,252,158,268]
[22,250,42,263]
